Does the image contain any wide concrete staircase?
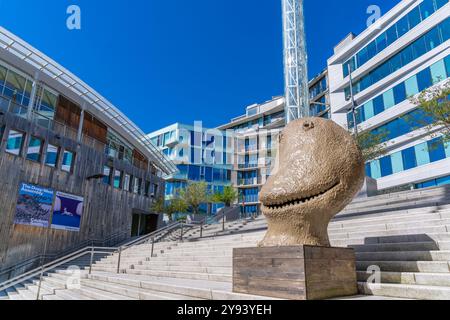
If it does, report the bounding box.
[3,185,450,300]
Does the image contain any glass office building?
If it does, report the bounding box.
[328,0,450,192]
[148,123,233,216]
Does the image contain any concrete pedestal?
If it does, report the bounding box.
[233,246,358,300]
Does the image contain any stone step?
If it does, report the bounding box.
[356,261,450,273]
[357,271,450,286]
[87,273,276,300]
[349,242,442,252]
[80,279,201,300]
[119,268,232,282]
[331,233,450,247]
[355,250,450,261]
[329,225,450,240]
[358,282,450,300]
[330,213,450,231]
[129,264,231,274]
[136,259,233,268]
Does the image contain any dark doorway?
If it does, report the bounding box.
[131,210,159,237]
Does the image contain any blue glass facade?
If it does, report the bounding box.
[343,0,448,77]
[345,17,450,98]
[415,174,450,189]
[348,54,450,128]
[366,137,450,179]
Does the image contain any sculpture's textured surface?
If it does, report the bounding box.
[259,118,365,247]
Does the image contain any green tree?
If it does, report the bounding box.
[212,186,238,207]
[179,182,210,215]
[410,82,450,144]
[151,196,188,222]
[355,128,391,162]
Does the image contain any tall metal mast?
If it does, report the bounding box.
[282,0,310,123]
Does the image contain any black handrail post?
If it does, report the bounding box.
[222,214,225,232]
[151,238,155,258]
[117,247,122,274]
[89,246,94,275]
[180,224,184,242]
[200,222,203,239]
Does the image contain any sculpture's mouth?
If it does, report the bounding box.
[262,181,340,211]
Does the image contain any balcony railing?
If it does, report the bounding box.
[238,163,259,169]
[237,177,261,186]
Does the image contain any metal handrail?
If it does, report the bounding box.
[0,229,129,279]
[0,223,181,295]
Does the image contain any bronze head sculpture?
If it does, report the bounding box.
[259,117,365,247]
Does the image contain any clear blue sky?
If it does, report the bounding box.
[0,0,399,132]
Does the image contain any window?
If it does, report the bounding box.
[405,75,419,97]
[370,161,381,179]
[375,34,387,52]
[391,152,404,174]
[6,129,24,155]
[416,68,432,92]
[396,16,410,38]
[424,27,441,51]
[414,142,430,166]
[26,136,43,162]
[380,156,393,177]
[428,138,446,162]
[363,101,374,119]
[385,25,398,47]
[123,174,131,191]
[383,89,395,110]
[103,166,112,185]
[407,7,422,29]
[113,170,122,189]
[402,147,417,170]
[45,144,59,167]
[430,60,447,83]
[393,83,407,105]
[373,96,384,115]
[61,150,75,173]
[133,177,141,194]
[145,181,151,197]
[419,0,435,19]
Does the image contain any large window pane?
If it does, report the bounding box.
[412,37,427,59]
[407,7,422,29]
[380,156,393,177]
[430,60,447,83]
[383,89,396,109]
[386,25,398,46]
[414,142,430,166]
[363,100,375,119]
[416,68,432,92]
[405,75,419,97]
[370,160,381,179]
[6,130,24,155]
[123,174,131,191]
[375,34,387,52]
[396,16,410,38]
[373,96,385,115]
[113,170,122,188]
[445,141,450,158]
[391,152,404,174]
[400,45,414,66]
[445,55,450,76]
[420,0,436,19]
[62,150,75,173]
[440,16,450,41]
[45,144,59,167]
[435,0,449,10]
[428,138,446,162]
[393,82,407,104]
[26,136,43,162]
[402,147,417,170]
[103,166,111,185]
[424,27,441,51]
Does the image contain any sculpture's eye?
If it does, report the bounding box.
[303,121,315,131]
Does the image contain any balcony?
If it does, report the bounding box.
[237,177,262,187]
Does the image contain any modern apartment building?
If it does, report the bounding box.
[328,0,450,192]
[0,26,176,271]
[148,123,233,215]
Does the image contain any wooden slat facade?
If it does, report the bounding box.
[0,112,165,273]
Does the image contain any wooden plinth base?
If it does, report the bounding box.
[233,246,357,300]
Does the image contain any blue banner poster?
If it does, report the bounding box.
[51,192,84,232]
[14,183,55,228]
